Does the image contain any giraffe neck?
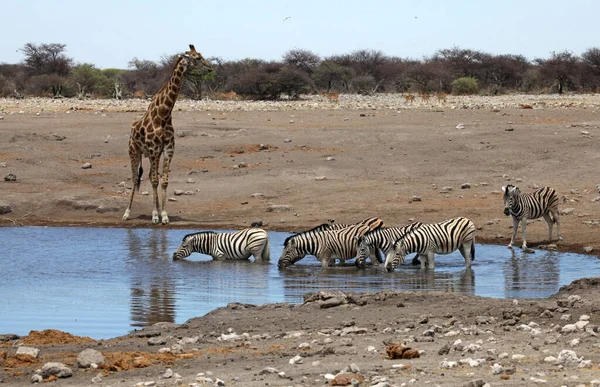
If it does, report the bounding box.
[154,58,187,114]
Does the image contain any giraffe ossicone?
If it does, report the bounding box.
[122,44,213,225]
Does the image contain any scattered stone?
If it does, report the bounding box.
[330,373,364,386]
[557,349,583,365]
[463,380,486,387]
[173,190,184,196]
[386,344,420,359]
[266,204,292,212]
[31,374,43,383]
[456,123,465,129]
[408,195,422,203]
[4,173,16,181]
[560,207,575,215]
[82,162,92,169]
[583,246,594,253]
[315,176,327,181]
[461,183,471,189]
[41,362,73,378]
[186,178,195,183]
[0,202,13,215]
[289,355,303,364]
[77,348,104,368]
[148,337,167,346]
[16,346,39,360]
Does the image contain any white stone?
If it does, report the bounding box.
[440,360,458,368]
[289,355,303,365]
[77,348,105,368]
[512,354,526,360]
[41,362,73,378]
[544,356,557,363]
[570,338,580,347]
[491,363,503,374]
[579,315,590,321]
[575,320,589,330]
[16,346,40,359]
[561,324,577,333]
[579,360,593,368]
[498,352,509,359]
[529,377,547,384]
[557,350,582,365]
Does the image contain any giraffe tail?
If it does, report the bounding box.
[135,164,143,191]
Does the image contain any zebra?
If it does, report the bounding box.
[278,223,380,268]
[354,221,423,268]
[281,217,385,266]
[387,217,476,271]
[502,185,562,249]
[172,228,270,261]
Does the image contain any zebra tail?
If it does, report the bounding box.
[261,236,271,261]
[471,238,476,262]
[135,164,143,191]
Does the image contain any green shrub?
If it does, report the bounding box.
[451,77,479,95]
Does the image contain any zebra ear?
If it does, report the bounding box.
[501,186,506,193]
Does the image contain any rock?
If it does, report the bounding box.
[560,207,575,215]
[289,355,303,364]
[321,297,345,308]
[409,195,422,203]
[16,346,39,360]
[456,123,465,129]
[463,380,486,387]
[461,183,471,189]
[330,373,364,386]
[31,374,43,383]
[583,246,594,253]
[161,368,174,378]
[441,360,458,368]
[386,344,420,359]
[173,190,184,196]
[41,362,73,378]
[148,337,167,346]
[266,204,292,212]
[557,349,582,365]
[77,349,104,368]
[186,178,195,183]
[82,162,92,169]
[4,173,16,181]
[315,176,327,181]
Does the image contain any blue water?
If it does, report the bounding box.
[0,227,598,339]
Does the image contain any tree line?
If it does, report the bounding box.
[1,43,600,100]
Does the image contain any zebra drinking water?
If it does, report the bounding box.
[354,222,424,268]
[278,223,381,268]
[172,228,270,261]
[387,217,476,271]
[502,185,562,249]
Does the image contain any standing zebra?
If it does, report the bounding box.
[172,228,270,261]
[502,185,562,249]
[388,217,475,271]
[355,222,423,268]
[278,224,378,268]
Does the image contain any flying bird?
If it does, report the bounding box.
[283,16,291,22]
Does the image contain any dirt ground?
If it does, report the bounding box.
[1,95,600,386]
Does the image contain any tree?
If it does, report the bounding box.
[283,49,320,76]
[312,60,354,92]
[19,43,72,97]
[535,51,579,94]
[434,46,486,79]
[277,66,314,99]
[70,63,105,98]
[484,54,530,94]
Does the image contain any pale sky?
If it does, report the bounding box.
[1,0,598,69]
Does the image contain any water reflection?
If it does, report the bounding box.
[503,248,560,298]
[125,229,176,327]
[278,263,476,300]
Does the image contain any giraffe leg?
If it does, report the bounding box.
[160,144,174,225]
[123,145,141,221]
[149,155,161,225]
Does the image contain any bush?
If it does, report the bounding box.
[352,75,376,95]
[451,77,479,95]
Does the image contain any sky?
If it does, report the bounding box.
[1,0,598,69]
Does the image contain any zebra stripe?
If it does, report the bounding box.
[283,216,385,248]
[388,217,475,271]
[172,228,270,261]
[502,185,562,249]
[355,222,423,267]
[278,224,377,268]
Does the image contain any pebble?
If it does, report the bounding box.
[82,162,92,169]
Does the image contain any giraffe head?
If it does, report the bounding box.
[179,44,213,74]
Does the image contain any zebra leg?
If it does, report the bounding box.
[508,216,519,248]
[319,252,333,268]
[543,213,554,241]
[552,209,563,241]
[459,243,472,268]
[426,252,435,269]
[520,218,528,250]
[420,255,427,269]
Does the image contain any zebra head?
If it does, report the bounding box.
[387,239,407,272]
[277,237,305,268]
[502,185,519,216]
[173,236,194,260]
[354,236,371,268]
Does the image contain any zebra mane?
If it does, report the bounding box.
[182,231,216,242]
[503,184,519,197]
[283,223,332,247]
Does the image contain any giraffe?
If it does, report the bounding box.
[122,44,213,225]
